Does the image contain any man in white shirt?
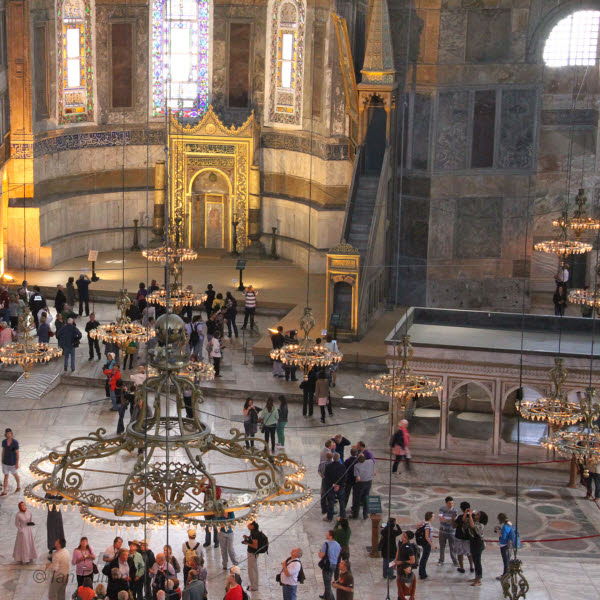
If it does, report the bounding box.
[280,548,303,600]
[47,537,70,600]
[555,264,569,287]
[182,528,203,583]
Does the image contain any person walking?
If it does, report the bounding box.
[241,285,257,331]
[57,317,82,372]
[332,559,354,600]
[496,513,517,580]
[553,285,567,316]
[276,395,288,449]
[190,315,205,361]
[85,313,101,361]
[66,277,76,308]
[13,501,37,564]
[260,396,279,453]
[332,517,351,578]
[417,512,435,580]
[218,513,239,570]
[350,454,375,520]
[301,367,317,417]
[208,330,223,377]
[241,521,262,592]
[76,273,92,316]
[2,428,21,494]
[54,284,67,315]
[104,363,122,411]
[37,316,51,344]
[72,537,96,587]
[224,291,238,338]
[379,517,402,579]
[390,420,411,474]
[47,538,70,600]
[437,496,458,566]
[323,453,346,522]
[242,398,261,448]
[318,529,341,600]
[467,509,488,587]
[454,501,475,575]
[316,370,330,424]
[271,326,286,377]
[279,548,303,600]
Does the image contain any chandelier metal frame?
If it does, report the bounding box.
[0,307,62,377]
[26,314,310,529]
[89,289,155,348]
[517,358,583,426]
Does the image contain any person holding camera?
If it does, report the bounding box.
[466,509,488,587]
[277,548,303,600]
[241,521,261,592]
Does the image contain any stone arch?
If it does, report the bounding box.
[527,1,600,62]
[447,380,495,445]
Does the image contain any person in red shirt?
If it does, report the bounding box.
[224,571,243,600]
[103,364,122,411]
[75,578,95,600]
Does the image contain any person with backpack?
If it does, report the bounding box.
[415,512,435,580]
[242,521,267,592]
[496,513,518,580]
[181,529,203,585]
[278,547,304,600]
[318,529,341,600]
[393,530,416,573]
[453,501,475,575]
[379,517,402,579]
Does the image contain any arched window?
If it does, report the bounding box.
[152,0,210,118]
[543,10,600,67]
[265,0,305,127]
[56,0,94,123]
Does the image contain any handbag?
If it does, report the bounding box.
[393,444,406,456]
[317,542,331,571]
[317,396,329,406]
[26,521,35,526]
[92,563,99,575]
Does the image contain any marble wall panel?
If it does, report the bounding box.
[466,9,512,63]
[428,198,455,259]
[453,197,503,259]
[434,90,468,170]
[497,88,536,170]
[438,10,466,64]
[411,93,431,170]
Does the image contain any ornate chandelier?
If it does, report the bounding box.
[542,386,600,472]
[270,307,343,379]
[569,263,600,313]
[365,335,442,417]
[0,308,62,377]
[518,358,582,426]
[90,290,155,348]
[146,360,216,382]
[535,189,595,256]
[142,246,198,262]
[25,313,311,529]
[552,189,600,239]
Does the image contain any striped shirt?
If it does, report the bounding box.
[244,291,257,308]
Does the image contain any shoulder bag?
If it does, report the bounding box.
[317,542,331,571]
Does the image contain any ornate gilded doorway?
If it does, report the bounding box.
[168,107,257,253]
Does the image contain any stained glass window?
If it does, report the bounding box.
[56,0,94,123]
[266,0,305,126]
[152,0,210,118]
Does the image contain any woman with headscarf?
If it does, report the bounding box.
[13,501,37,564]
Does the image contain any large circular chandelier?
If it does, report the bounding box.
[146,287,207,310]
[26,314,311,529]
[533,240,592,255]
[270,307,342,379]
[542,387,600,473]
[142,246,198,262]
[146,360,215,382]
[0,308,62,377]
[518,358,583,426]
[569,263,600,313]
[90,289,155,348]
[365,335,442,412]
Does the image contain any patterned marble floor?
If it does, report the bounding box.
[0,378,598,600]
